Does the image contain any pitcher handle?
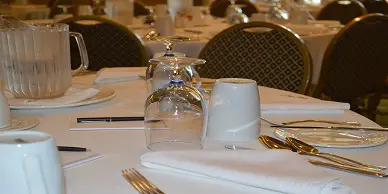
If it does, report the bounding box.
[69,32,89,76]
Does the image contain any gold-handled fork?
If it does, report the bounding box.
[121,168,165,194]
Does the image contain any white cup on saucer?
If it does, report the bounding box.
[156,4,168,17]
[190,6,205,26]
[207,78,260,142]
[0,131,65,194]
[78,5,93,15]
[155,15,175,36]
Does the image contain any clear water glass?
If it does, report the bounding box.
[144,57,207,151]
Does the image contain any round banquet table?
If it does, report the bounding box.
[12,74,388,194]
[133,20,336,85]
[26,18,335,85]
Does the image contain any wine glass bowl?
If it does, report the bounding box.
[144,57,207,151]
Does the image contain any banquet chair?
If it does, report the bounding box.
[210,0,259,18]
[58,15,148,71]
[48,0,81,18]
[197,22,312,94]
[316,0,367,24]
[134,0,151,16]
[360,0,388,14]
[313,14,388,119]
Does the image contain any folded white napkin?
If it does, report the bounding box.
[6,87,99,106]
[141,150,355,194]
[94,67,146,84]
[260,87,349,115]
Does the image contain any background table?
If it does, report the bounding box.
[26,17,335,84]
[13,74,388,194]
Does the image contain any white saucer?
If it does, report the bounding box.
[0,116,39,132]
[8,86,116,110]
[274,128,388,148]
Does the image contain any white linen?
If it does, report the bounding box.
[29,77,386,194]
[259,86,350,115]
[141,150,355,194]
[94,67,146,84]
[6,87,99,106]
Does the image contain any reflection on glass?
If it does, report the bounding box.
[144,57,207,151]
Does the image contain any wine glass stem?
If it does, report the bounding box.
[165,42,174,55]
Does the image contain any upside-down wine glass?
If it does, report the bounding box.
[144,57,208,151]
[145,36,201,94]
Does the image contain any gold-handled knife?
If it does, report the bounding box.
[270,125,388,132]
[308,159,388,178]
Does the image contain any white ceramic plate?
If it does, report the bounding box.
[0,116,39,132]
[274,128,388,148]
[9,86,116,109]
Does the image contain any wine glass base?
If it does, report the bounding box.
[147,141,202,151]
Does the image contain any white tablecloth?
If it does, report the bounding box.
[11,75,388,194]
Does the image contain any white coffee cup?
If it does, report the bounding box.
[155,15,175,36]
[78,5,93,15]
[207,78,260,141]
[0,88,11,128]
[0,131,65,194]
[190,6,205,26]
[155,4,168,17]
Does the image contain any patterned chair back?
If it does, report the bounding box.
[210,0,258,18]
[313,14,388,108]
[317,0,367,24]
[59,16,148,71]
[134,1,151,16]
[49,0,75,18]
[361,0,388,14]
[197,22,312,94]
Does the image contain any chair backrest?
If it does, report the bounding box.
[210,0,258,18]
[134,0,151,16]
[197,22,312,94]
[313,14,388,107]
[317,0,367,24]
[48,0,82,18]
[58,15,148,71]
[361,0,388,14]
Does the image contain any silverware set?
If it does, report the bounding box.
[122,168,164,194]
[122,118,387,193]
[225,135,387,178]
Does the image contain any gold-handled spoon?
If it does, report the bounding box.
[258,135,296,151]
[258,135,382,171]
[286,137,387,171]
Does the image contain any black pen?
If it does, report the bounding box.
[77,116,144,123]
[58,146,91,152]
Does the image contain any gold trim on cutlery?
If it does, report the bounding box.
[259,135,386,172]
[270,125,388,132]
[286,137,387,171]
[122,168,165,194]
[282,120,361,126]
[308,159,388,178]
